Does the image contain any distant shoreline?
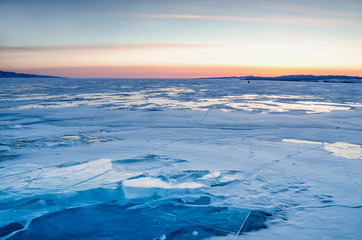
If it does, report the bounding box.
[199,75,362,83]
[1,70,361,83]
[0,70,62,78]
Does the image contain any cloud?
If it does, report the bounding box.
[257,1,359,17]
[0,44,215,54]
[107,13,360,27]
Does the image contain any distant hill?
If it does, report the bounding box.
[0,70,61,78]
[242,75,362,83]
[202,75,362,83]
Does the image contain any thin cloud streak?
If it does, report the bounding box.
[109,13,359,26]
[0,44,216,53]
[258,0,360,17]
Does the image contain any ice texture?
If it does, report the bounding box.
[9,201,271,240]
[0,78,361,239]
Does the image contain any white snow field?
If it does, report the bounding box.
[0,78,361,239]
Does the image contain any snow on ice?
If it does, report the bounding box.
[0,78,361,239]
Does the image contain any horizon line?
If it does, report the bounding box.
[2,69,361,79]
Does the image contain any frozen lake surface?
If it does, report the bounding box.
[0,78,361,239]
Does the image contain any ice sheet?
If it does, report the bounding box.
[0,78,361,239]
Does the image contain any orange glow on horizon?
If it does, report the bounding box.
[5,65,362,78]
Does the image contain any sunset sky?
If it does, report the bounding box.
[1,0,361,78]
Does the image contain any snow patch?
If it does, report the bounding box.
[283,139,324,145]
[123,177,204,189]
[324,142,362,159]
[283,139,362,159]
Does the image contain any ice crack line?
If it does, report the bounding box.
[338,151,361,189]
[294,204,362,210]
[233,210,251,240]
[147,139,184,155]
[2,218,32,240]
[247,144,325,180]
[66,169,113,189]
[197,107,213,126]
[0,167,44,178]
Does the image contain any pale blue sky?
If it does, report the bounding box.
[1,0,361,77]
